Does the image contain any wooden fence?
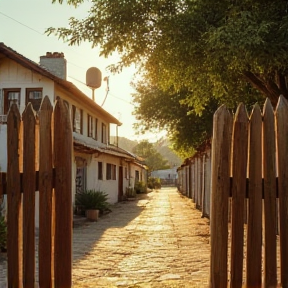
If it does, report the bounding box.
[177,96,288,287]
[177,141,211,218]
[210,96,288,288]
[0,96,72,288]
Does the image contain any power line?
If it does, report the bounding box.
[1,10,135,107]
[0,11,92,69]
[0,11,44,35]
[68,76,133,106]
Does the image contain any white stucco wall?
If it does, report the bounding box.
[0,58,55,114]
[0,124,7,172]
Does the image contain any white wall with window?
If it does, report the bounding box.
[0,59,54,118]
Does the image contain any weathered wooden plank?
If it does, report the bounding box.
[188,164,192,198]
[201,154,206,217]
[195,158,198,205]
[192,160,195,201]
[246,104,262,287]
[263,98,277,287]
[53,99,72,288]
[22,103,36,288]
[38,96,53,288]
[7,103,21,288]
[275,95,288,288]
[210,105,233,288]
[230,103,249,288]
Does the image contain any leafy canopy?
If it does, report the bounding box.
[132,140,170,173]
[48,0,288,154]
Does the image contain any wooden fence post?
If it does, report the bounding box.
[263,99,277,287]
[22,103,36,288]
[54,99,72,288]
[39,96,53,288]
[7,103,21,288]
[210,105,232,288]
[230,103,249,288]
[275,95,288,287]
[246,104,262,287]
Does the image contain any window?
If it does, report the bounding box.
[102,123,106,144]
[88,114,93,137]
[26,88,43,111]
[135,170,140,182]
[3,88,21,114]
[72,105,83,134]
[106,163,116,180]
[94,118,98,140]
[98,162,103,180]
[124,167,128,179]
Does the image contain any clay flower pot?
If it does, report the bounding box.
[86,209,99,222]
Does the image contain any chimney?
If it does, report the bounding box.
[40,52,67,80]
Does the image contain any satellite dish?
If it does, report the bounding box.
[86,67,102,101]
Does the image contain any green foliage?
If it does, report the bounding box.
[49,0,284,153]
[134,181,147,194]
[125,187,136,198]
[132,140,170,172]
[147,177,161,190]
[75,190,110,213]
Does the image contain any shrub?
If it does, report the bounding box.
[134,181,147,194]
[147,177,161,189]
[75,190,110,213]
[125,187,135,198]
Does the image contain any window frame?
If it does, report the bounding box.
[98,162,103,180]
[26,88,43,111]
[87,114,93,137]
[106,163,116,180]
[72,105,83,134]
[102,123,107,144]
[94,118,98,140]
[3,88,21,114]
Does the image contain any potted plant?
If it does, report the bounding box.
[75,190,110,221]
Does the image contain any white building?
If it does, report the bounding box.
[0,43,147,224]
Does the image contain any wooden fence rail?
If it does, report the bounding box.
[5,96,72,288]
[178,96,288,287]
[210,96,288,288]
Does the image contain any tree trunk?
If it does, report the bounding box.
[243,71,288,107]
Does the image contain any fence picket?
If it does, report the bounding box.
[210,105,232,288]
[275,95,288,287]
[54,99,72,288]
[7,103,21,288]
[230,103,249,288]
[263,99,277,287]
[22,103,36,287]
[246,104,262,287]
[39,96,53,288]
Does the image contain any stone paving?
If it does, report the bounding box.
[72,188,210,287]
[0,188,211,287]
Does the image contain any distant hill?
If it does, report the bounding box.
[110,136,183,167]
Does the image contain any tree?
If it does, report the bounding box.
[48,0,288,105]
[132,80,262,158]
[132,140,170,173]
[48,0,287,153]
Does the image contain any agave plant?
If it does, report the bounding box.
[75,190,110,213]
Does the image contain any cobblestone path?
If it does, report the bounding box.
[72,188,210,287]
[0,188,211,287]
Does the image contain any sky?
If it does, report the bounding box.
[0,0,166,142]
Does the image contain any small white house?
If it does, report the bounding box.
[0,43,147,224]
